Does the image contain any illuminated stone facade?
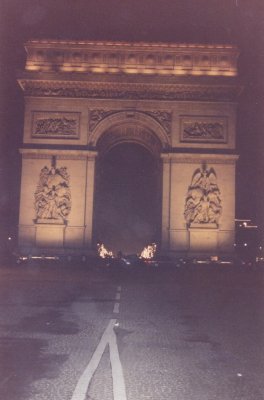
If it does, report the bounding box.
[18,40,240,255]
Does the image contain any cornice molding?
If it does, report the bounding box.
[161,153,239,164]
[19,148,98,160]
[24,39,239,77]
[25,39,238,50]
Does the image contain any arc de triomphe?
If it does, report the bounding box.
[17,40,240,256]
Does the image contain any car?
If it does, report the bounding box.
[142,254,178,268]
[15,253,61,264]
[105,254,146,269]
[188,256,211,265]
[256,256,264,266]
[212,256,234,266]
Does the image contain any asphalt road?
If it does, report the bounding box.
[0,262,263,400]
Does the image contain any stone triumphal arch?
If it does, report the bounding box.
[18,40,240,255]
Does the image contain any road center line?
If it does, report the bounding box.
[117,286,122,292]
[0,374,14,388]
[116,292,121,300]
[71,318,127,400]
[113,302,120,313]
[109,321,127,400]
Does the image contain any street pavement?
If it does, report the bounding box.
[0,261,263,400]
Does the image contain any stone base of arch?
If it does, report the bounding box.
[161,153,238,256]
[18,149,98,255]
[18,149,237,257]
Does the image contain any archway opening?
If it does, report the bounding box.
[94,143,161,255]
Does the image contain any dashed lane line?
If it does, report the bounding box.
[113,302,120,313]
[113,285,121,313]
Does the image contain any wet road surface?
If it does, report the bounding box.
[0,262,263,400]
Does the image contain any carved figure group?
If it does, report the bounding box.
[183,121,224,140]
[184,165,222,225]
[35,117,77,136]
[34,165,71,221]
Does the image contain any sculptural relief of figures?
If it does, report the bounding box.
[35,117,77,136]
[183,122,224,140]
[184,165,222,225]
[34,165,71,222]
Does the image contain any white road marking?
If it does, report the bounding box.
[117,286,122,292]
[113,302,120,313]
[116,292,121,300]
[109,321,127,400]
[0,374,14,388]
[71,319,127,400]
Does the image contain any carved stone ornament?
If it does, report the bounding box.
[180,116,227,143]
[98,124,162,156]
[19,80,241,102]
[184,164,222,225]
[183,122,224,140]
[145,110,172,135]
[24,40,238,77]
[89,110,118,131]
[89,109,172,135]
[34,165,71,222]
[32,112,80,138]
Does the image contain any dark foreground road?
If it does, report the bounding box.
[0,262,263,400]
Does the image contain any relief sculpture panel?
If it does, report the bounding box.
[32,112,80,139]
[184,164,222,225]
[34,164,71,223]
[180,116,227,143]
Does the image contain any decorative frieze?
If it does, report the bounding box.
[32,112,80,139]
[89,109,172,135]
[19,80,241,102]
[180,116,227,143]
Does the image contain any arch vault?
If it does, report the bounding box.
[17,40,240,256]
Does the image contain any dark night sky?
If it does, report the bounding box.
[0,0,263,243]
